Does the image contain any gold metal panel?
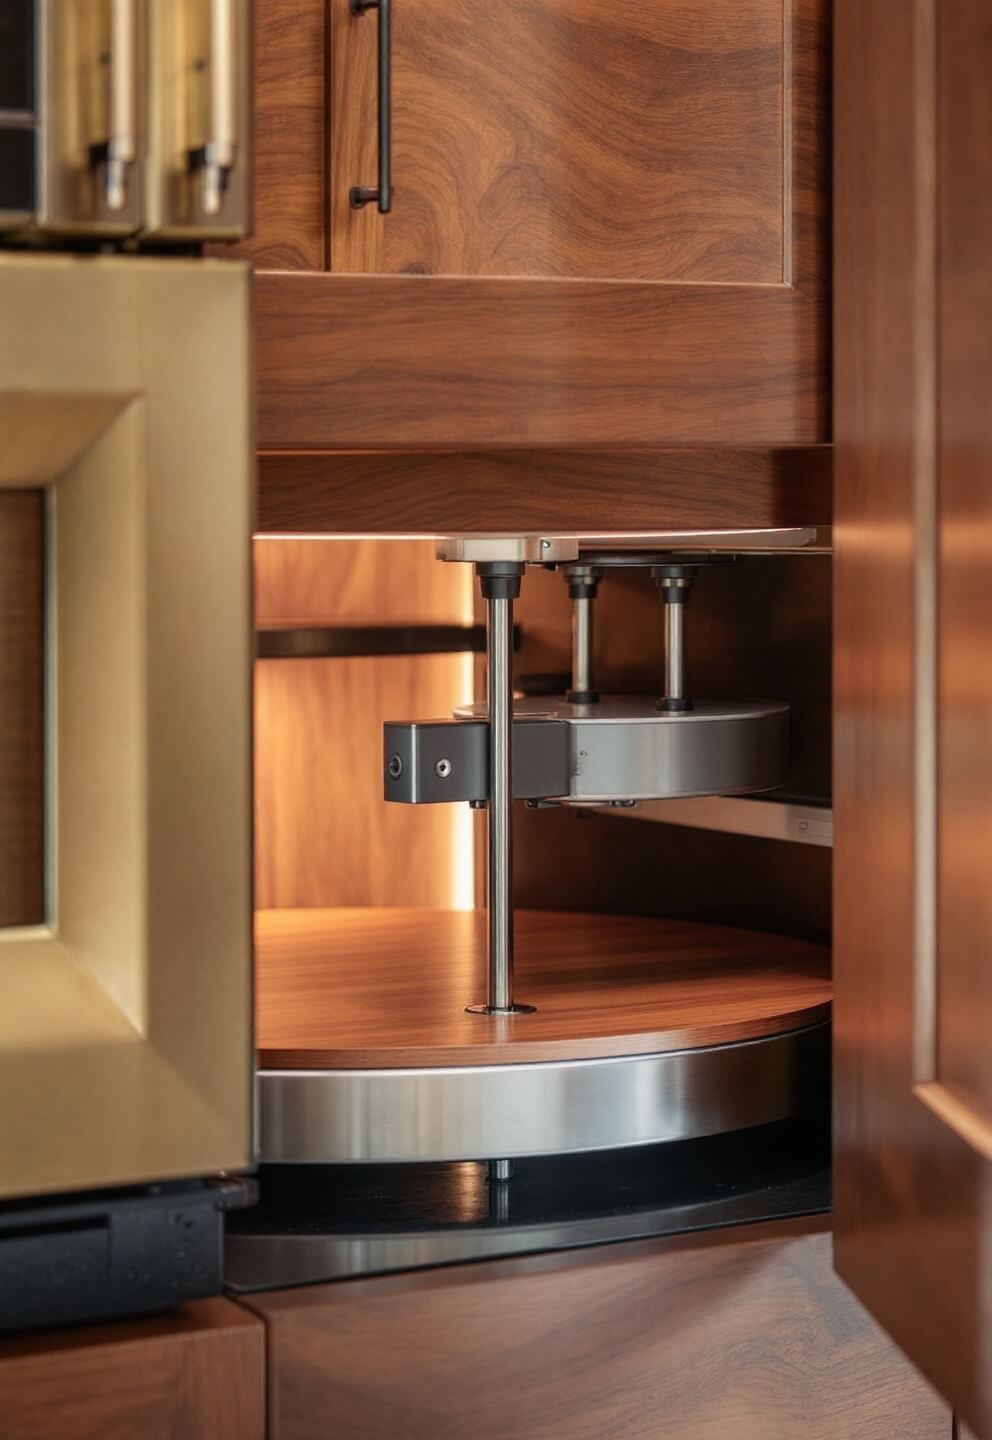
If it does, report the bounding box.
[0,253,253,1200]
[144,0,251,239]
[38,0,145,235]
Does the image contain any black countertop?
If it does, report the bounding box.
[225,1111,830,1293]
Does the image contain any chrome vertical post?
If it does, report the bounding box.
[467,561,534,1015]
[654,567,695,713]
[564,564,601,705]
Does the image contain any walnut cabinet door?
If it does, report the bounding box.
[252,0,829,451]
[833,1,992,1434]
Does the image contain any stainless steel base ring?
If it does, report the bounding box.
[258,1023,829,1165]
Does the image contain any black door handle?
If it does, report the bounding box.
[349,0,391,213]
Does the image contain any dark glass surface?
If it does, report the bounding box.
[226,1112,831,1292]
[0,1,34,113]
[0,128,34,215]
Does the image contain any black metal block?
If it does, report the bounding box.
[383,718,570,804]
[0,1177,254,1335]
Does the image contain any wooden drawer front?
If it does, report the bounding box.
[249,1224,949,1440]
[334,0,786,284]
[0,1300,264,1440]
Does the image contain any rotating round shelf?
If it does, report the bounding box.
[257,909,830,1165]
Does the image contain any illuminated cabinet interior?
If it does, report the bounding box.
[254,538,478,912]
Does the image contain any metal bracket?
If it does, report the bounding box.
[384,718,570,804]
[435,536,579,565]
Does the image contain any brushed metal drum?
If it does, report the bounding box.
[453,696,790,801]
[258,1023,828,1164]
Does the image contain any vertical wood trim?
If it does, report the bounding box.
[782,0,795,285]
[911,0,939,1083]
[0,491,46,928]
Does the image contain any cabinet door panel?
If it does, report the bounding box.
[257,0,827,451]
[334,0,785,284]
[834,0,992,1431]
[247,1224,948,1440]
[934,0,992,1131]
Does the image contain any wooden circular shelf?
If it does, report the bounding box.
[256,908,831,1070]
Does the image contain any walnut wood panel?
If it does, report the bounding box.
[333,0,786,284]
[934,0,992,1146]
[223,0,326,268]
[257,447,832,534]
[256,907,830,1067]
[255,537,469,625]
[255,656,472,908]
[257,0,827,450]
[247,1222,948,1440]
[833,0,992,1431]
[256,271,826,450]
[0,1299,264,1440]
[254,539,473,909]
[0,491,45,928]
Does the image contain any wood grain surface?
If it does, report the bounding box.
[0,491,45,928]
[257,446,833,535]
[255,907,831,1067]
[934,0,992,1146]
[246,1223,948,1440]
[256,658,474,909]
[255,0,827,450]
[222,0,326,268]
[333,0,786,283]
[833,0,992,1432]
[256,270,826,450]
[0,1299,264,1440]
[255,537,470,625]
[254,539,475,909]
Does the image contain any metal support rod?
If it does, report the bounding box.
[664,597,685,704]
[466,563,535,1016]
[487,588,514,1012]
[654,570,694,713]
[572,595,594,698]
[564,564,600,705]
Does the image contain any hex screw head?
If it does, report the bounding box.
[388,754,403,779]
[434,758,452,779]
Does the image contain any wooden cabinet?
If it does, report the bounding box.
[251,0,829,454]
[833,0,992,1434]
[244,1220,948,1440]
[0,1300,265,1440]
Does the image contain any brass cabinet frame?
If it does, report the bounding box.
[0,254,253,1200]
